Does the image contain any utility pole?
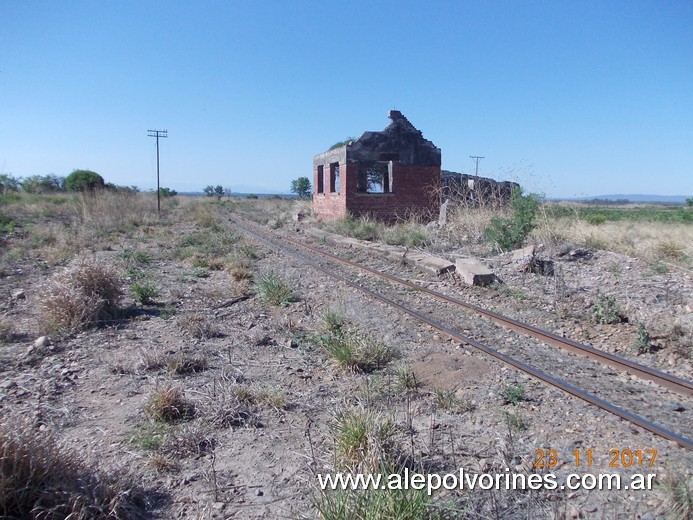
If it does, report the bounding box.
[469,155,485,178]
[147,129,168,213]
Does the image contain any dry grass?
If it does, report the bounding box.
[145,384,195,423]
[37,259,123,335]
[177,314,220,340]
[0,417,148,519]
[76,190,164,238]
[531,214,692,264]
[0,314,13,344]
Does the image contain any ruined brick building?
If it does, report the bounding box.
[312,110,517,221]
[313,110,441,221]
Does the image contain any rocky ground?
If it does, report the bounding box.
[0,199,691,519]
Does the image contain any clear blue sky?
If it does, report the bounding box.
[2,0,691,197]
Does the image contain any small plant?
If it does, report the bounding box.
[500,383,525,405]
[503,410,528,431]
[167,354,209,375]
[392,364,418,391]
[591,293,621,324]
[145,384,194,423]
[319,328,399,373]
[129,422,170,451]
[322,310,346,335]
[433,388,473,413]
[177,314,219,340]
[658,472,692,520]
[0,314,13,344]
[256,271,295,306]
[130,281,159,305]
[332,407,395,468]
[635,323,652,354]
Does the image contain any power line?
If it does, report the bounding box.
[469,155,485,178]
[147,129,168,213]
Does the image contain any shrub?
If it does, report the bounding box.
[484,187,539,252]
[130,281,159,305]
[635,323,652,354]
[591,294,621,324]
[0,418,148,518]
[37,260,123,335]
[64,169,105,192]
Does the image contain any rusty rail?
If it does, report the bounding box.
[233,220,693,450]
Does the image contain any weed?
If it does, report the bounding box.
[658,472,693,520]
[332,406,396,468]
[649,262,669,275]
[433,388,473,413]
[322,310,346,335]
[591,293,622,324]
[229,265,253,282]
[192,267,210,278]
[0,314,13,344]
[238,245,259,259]
[490,281,526,300]
[232,384,287,410]
[119,248,152,266]
[177,314,219,340]
[315,462,433,519]
[198,372,260,428]
[319,328,399,373]
[37,259,123,335]
[145,384,195,423]
[130,281,159,305]
[503,410,528,431]
[634,323,652,354]
[392,364,418,391]
[500,383,525,405]
[167,354,209,375]
[256,271,295,306]
[129,422,171,451]
[160,423,215,459]
[484,187,540,252]
[1,417,148,519]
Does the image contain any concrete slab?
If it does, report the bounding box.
[405,252,455,276]
[455,258,495,286]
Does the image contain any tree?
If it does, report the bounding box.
[64,170,105,191]
[213,185,224,200]
[290,177,312,199]
[21,174,65,194]
[158,187,177,197]
[0,174,21,194]
[203,185,215,197]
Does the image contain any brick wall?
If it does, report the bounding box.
[313,165,347,219]
[345,163,440,221]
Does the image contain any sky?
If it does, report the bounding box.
[1,0,692,197]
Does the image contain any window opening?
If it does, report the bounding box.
[317,165,324,194]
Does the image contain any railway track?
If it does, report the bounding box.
[231,218,693,450]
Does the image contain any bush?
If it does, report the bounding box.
[484,187,539,252]
[65,169,105,192]
[37,260,123,335]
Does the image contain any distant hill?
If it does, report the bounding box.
[562,194,690,204]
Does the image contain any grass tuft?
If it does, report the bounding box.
[256,271,295,306]
[145,384,195,423]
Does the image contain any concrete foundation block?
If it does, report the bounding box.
[455,258,495,286]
